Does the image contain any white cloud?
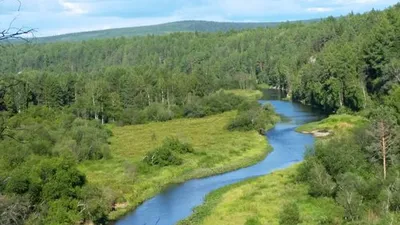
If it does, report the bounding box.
[307,7,334,12]
[58,0,89,14]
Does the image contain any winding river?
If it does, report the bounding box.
[115,90,324,225]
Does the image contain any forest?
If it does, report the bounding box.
[1,3,400,225]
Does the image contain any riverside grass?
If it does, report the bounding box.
[180,115,369,225]
[296,114,368,134]
[223,89,263,100]
[79,111,271,219]
[179,165,343,225]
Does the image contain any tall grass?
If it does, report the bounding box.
[179,165,343,225]
[78,111,270,219]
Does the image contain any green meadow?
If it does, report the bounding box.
[79,110,271,219]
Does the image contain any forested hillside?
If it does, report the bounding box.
[1,3,400,225]
[2,5,400,115]
[33,20,287,43]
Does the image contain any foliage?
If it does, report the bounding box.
[0,107,112,224]
[1,5,400,118]
[279,202,301,225]
[228,102,278,132]
[142,137,194,167]
[298,106,400,223]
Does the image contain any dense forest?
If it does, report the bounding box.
[1,3,400,225]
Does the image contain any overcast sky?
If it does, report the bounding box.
[0,0,398,37]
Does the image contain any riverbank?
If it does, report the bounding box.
[180,113,369,225]
[296,114,368,137]
[79,110,272,220]
[178,165,343,225]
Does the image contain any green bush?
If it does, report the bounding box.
[145,103,174,122]
[143,147,183,167]
[228,103,276,132]
[279,202,301,225]
[162,137,194,154]
[143,137,194,167]
[307,162,336,197]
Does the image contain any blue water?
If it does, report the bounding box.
[115,91,323,225]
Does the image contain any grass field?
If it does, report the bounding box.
[223,89,263,100]
[179,165,343,225]
[296,114,368,134]
[79,111,271,219]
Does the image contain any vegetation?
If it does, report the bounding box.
[227,101,279,132]
[178,166,343,225]
[223,90,263,100]
[296,114,369,134]
[2,5,400,117]
[279,202,301,225]
[0,107,112,224]
[1,2,400,224]
[296,86,400,224]
[79,111,273,219]
[32,20,288,43]
[180,85,400,225]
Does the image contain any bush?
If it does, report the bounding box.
[279,202,301,225]
[120,108,148,125]
[228,104,276,132]
[145,103,174,122]
[307,163,336,197]
[336,189,364,221]
[143,147,182,167]
[202,91,243,115]
[143,137,194,167]
[162,137,194,154]
[70,119,111,161]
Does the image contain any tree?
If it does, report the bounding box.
[366,106,399,180]
[0,0,34,42]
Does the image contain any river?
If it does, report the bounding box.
[115,90,324,225]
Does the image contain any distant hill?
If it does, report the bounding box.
[32,20,318,43]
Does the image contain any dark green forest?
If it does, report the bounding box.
[1,3,400,225]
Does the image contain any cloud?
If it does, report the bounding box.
[307,7,334,12]
[58,0,89,15]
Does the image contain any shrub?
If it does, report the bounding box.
[162,137,194,154]
[228,105,276,132]
[336,189,364,221]
[143,137,194,167]
[145,103,174,122]
[307,162,336,197]
[143,147,182,167]
[70,119,111,161]
[279,202,301,225]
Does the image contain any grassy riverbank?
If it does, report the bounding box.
[179,114,370,225]
[79,111,271,219]
[296,114,368,135]
[223,89,263,100]
[179,165,343,225]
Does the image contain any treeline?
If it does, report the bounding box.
[297,86,400,224]
[1,4,400,117]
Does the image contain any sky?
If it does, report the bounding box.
[0,0,398,37]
